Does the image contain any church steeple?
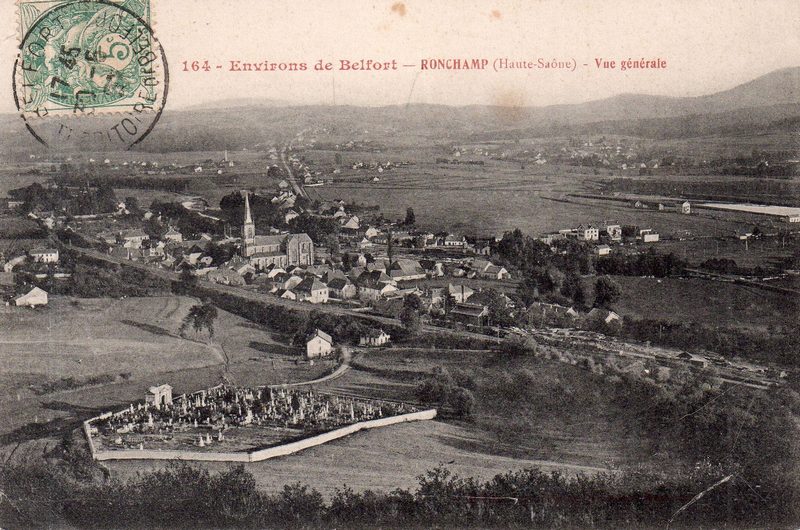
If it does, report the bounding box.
[242,192,255,251]
[244,192,253,224]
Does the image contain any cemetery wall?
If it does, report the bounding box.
[86,409,437,462]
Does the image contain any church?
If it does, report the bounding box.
[241,193,314,269]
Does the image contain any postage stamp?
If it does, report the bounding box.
[12,0,168,148]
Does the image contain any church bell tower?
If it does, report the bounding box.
[242,192,256,254]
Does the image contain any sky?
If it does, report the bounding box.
[1,0,799,111]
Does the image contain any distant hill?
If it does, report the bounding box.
[1,67,798,153]
[183,97,293,110]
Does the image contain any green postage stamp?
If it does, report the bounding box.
[13,0,168,148]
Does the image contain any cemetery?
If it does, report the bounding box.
[84,384,435,461]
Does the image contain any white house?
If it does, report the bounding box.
[359,329,391,347]
[30,248,59,263]
[14,286,48,307]
[605,224,622,241]
[577,225,599,241]
[596,245,611,256]
[678,201,691,214]
[640,229,660,243]
[306,329,333,358]
[294,277,329,304]
[119,229,149,248]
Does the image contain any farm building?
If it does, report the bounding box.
[14,286,48,307]
[306,329,333,358]
[359,329,391,347]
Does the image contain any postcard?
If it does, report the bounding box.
[0,0,798,528]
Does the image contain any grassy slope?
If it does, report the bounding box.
[0,296,333,444]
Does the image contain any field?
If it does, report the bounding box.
[303,148,766,239]
[609,276,799,331]
[0,296,333,449]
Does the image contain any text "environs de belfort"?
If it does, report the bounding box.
[181,57,668,74]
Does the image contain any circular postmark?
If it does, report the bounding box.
[13,0,168,149]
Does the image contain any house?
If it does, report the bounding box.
[321,269,347,284]
[274,288,297,300]
[678,201,691,214]
[14,286,48,307]
[344,252,368,268]
[96,231,118,245]
[306,329,333,358]
[294,277,329,304]
[640,229,660,243]
[388,259,426,281]
[265,265,286,278]
[119,229,149,248]
[604,224,622,241]
[327,277,357,299]
[364,226,381,239]
[30,248,59,263]
[539,232,565,245]
[577,225,599,241]
[341,216,360,231]
[587,308,621,324]
[357,271,399,301]
[284,209,300,223]
[474,240,493,256]
[272,273,304,291]
[420,259,444,277]
[0,272,16,299]
[471,260,510,280]
[449,302,489,327]
[163,227,183,243]
[222,255,256,276]
[359,329,391,347]
[448,283,474,303]
[677,351,708,368]
[443,234,466,247]
[468,289,513,309]
[596,244,611,256]
[206,268,245,286]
